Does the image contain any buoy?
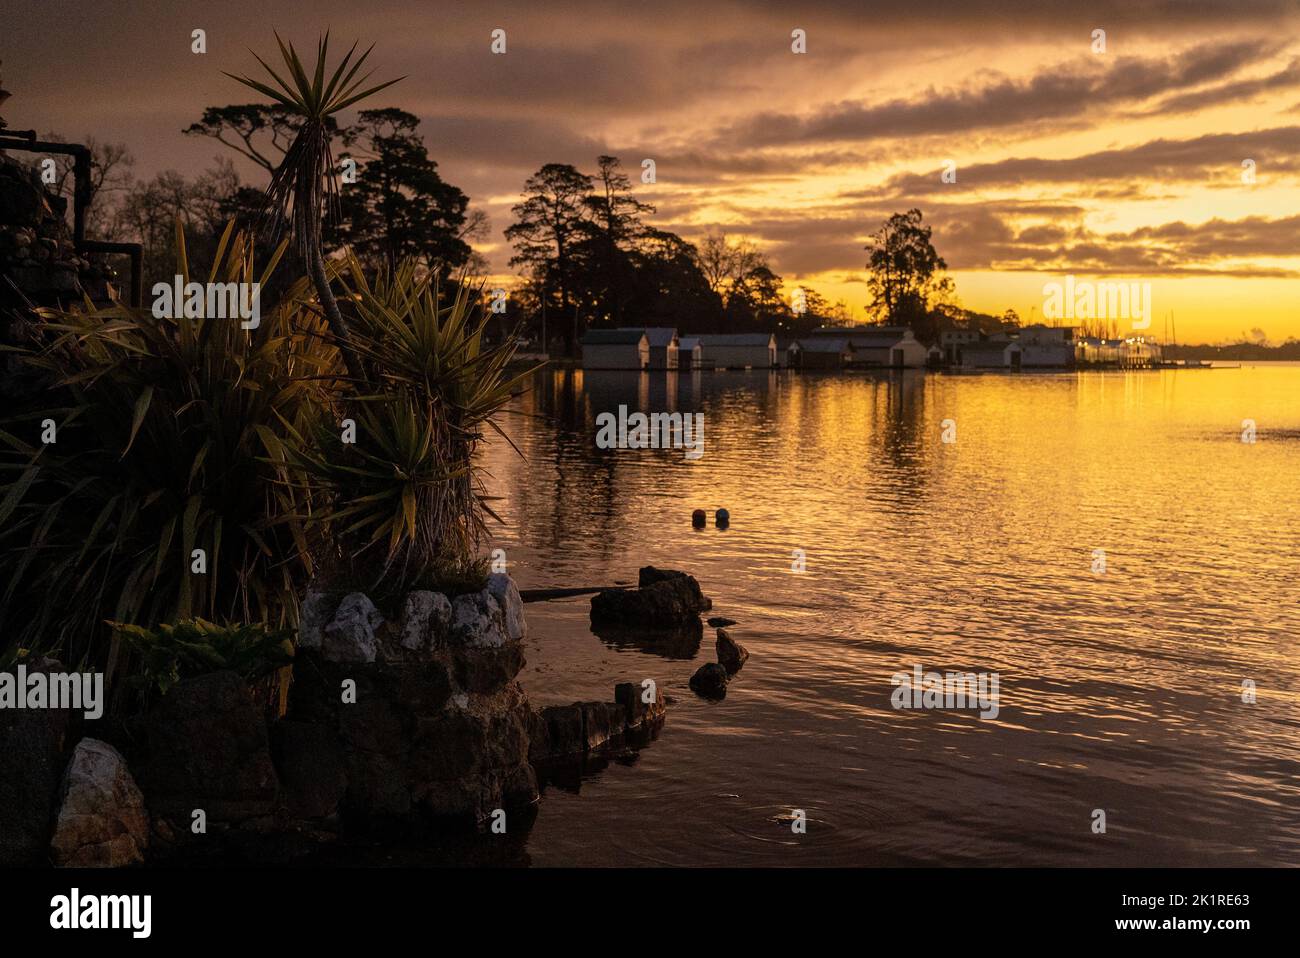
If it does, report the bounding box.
[715,508,730,528]
[691,509,706,528]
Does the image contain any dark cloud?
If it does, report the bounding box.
[709,41,1277,150]
[862,126,1300,197]
[4,0,1298,289]
[1137,58,1300,115]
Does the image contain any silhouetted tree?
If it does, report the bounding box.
[506,162,594,355]
[864,209,950,341]
[626,229,719,329]
[574,155,654,327]
[725,263,786,332]
[228,33,403,385]
[329,108,471,272]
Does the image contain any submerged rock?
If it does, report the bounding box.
[716,628,749,674]
[530,682,668,766]
[639,565,710,602]
[707,617,738,628]
[535,703,585,758]
[689,662,729,700]
[50,738,149,867]
[591,568,711,630]
[593,618,703,660]
[614,681,667,728]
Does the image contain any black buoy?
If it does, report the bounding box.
[691,509,707,528]
[715,508,730,528]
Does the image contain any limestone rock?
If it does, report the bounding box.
[399,591,452,651]
[323,592,382,663]
[486,573,527,641]
[50,738,149,867]
[451,590,507,648]
[298,587,336,650]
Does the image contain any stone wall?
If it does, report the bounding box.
[2,569,685,865]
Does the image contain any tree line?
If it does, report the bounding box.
[35,105,990,353]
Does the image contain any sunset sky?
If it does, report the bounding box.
[6,0,1299,342]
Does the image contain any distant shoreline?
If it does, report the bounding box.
[1164,344,1300,362]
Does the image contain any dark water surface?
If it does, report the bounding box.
[477,364,1300,866]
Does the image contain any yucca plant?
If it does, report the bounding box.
[268,255,536,596]
[0,223,336,683]
[226,31,402,386]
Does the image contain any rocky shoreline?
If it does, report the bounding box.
[0,567,722,867]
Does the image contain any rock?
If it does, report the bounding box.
[716,628,749,674]
[285,646,534,828]
[50,738,149,867]
[526,708,551,763]
[297,587,336,650]
[708,617,738,628]
[485,573,527,641]
[140,671,278,822]
[323,593,382,663]
[453,643,525,694]
[689,662,729,699]
[412,687,537,823]
[0,659,77,864]
[580,702,613,751]
[536,704,585,757]
[529,698,636,763]
[615,681,667,727]
[451,590,508,648]
[271,720,345,820]
[639,565,698,591]
[399,591,452,651]
[591,571,711,630]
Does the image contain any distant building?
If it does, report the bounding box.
[1011,325,1076,367]
[940,328,987,364]
[793,338,854,368]
[806,325,927,367]
[849,329,928,367]
[958,343,1013,368]
[677,336,704,369]
[694,333,777,369]
[581,329,649,370]
[775,336,799,367]
[618,326,679,369]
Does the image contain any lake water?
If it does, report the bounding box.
[481,364,1300,866]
